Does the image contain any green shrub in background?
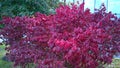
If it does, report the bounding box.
[0,0,59,19]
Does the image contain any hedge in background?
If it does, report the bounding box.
[0,3,120,68]
[0,0,59,19]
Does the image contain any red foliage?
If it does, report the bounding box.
[0,3,120,68]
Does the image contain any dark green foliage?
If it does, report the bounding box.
[0,24,4,29]
[0,0,59,18]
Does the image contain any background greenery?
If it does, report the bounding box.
[0,0,60,19]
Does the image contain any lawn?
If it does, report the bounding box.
[0,45,120,68]
[105,59,120,68]
[0,44,13,68]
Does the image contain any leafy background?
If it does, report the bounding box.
[0,0,60,19]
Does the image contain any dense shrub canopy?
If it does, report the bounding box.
[0,3,120,68]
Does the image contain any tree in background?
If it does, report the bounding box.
[0,0,60,19]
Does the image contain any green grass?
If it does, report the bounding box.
[0,45,13,68]
[105,59,120,68]
[0,45,120,68]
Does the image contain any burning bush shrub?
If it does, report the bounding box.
[0,3,120,68]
